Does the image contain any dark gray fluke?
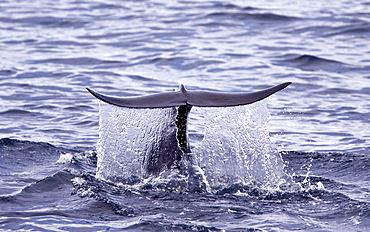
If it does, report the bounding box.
[86,82,291,108]
[87,82,291,176]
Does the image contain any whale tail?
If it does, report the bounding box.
[86,82,291,109]
[87,82,291,175]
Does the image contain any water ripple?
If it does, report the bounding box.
[0,0,369,153]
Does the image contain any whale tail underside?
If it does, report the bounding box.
[86,82,291,109]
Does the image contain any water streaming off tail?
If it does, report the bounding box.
[96,102,178,183]
[96,100,291,191]
[193,101,290,190]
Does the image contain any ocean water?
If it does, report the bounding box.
[1,0,370,231]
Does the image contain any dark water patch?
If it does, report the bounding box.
[192,7,299,29]
[22,103,58,111]
[0,138,73,168]
[73,120,98,127]
[328,109,370,121]
[1,92,63,102]
[222,53,251,58]
[207,65,263,73]
[210,2,257,11]
[0,169,119,227]
[259,45,291,52]
[278,189,370,220]
[282,151,370,184]
[14,71,56,79]
[313,87,359,95]
[341,137,367,144]
[359,87,370,95]
[81,70,121,77]
[6,16,88,28]
[283,19,370,38]
[0,83,73,95]
[314,132,353,137]
[0,69,17,76]
[136,56,224,70]
[16,170,73,198]
[0,109,41,117]
[89,3,128,11]
[149,28,196,39]
[0,138,77,196]
[3,39,37,45]
[40,40,93,47]
[37,128,77,135]
[124,221,223,232]
[28,57,124,66]
[36,85,74,93]
[195,21,240,28]
[203,12,297,22]
[273,54,353,72]
[103,40,147,50]
[323,21,370,37]
[126,74,158,82]
[64,104,94,111]
[78,31,145,40]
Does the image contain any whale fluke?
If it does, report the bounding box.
[86,82,291,109]
[87,82,291,176]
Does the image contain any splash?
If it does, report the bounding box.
[96,100,292,191]
[96,102,179,183]
[193,101,290,191]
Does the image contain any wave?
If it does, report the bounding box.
[284,20,370,37]
[0,138,78,196]
[0,69,17,76]
[134,56,224,71]
[203,12,297,22]
[273,54,352,72]
[1,138,370,231]
[26,56,224,71]
[195,11,298,29]
[0,138,69,160]
[69,169,370,231]
[0,16,88,28]
[325,21,370,37]
[28,57,124,66]
[208,2,258,11]
[0,109,41,117]
[1,134,369,197]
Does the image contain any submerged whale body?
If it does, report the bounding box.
[87,82,291,177]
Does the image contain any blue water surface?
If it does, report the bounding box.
[0,0,370,231]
